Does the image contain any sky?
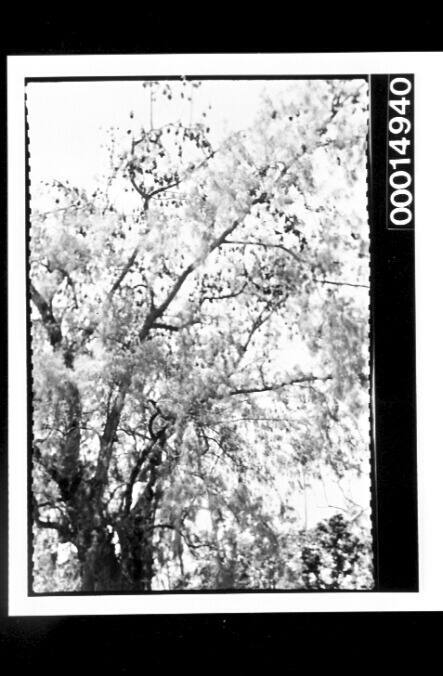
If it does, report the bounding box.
[27,79,291,189]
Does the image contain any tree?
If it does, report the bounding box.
[301,513,373,590]
[30,79,372,592]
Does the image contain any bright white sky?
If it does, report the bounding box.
[27,79,293,188]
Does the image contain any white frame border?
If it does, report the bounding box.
[8,52,441,615]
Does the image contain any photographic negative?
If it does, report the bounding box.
[26,77,374,593]
[7,55,419,612]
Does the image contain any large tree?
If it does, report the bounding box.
[30,79,372,592]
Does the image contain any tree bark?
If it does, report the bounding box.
[118,455,162,591]
[78,527,123,592]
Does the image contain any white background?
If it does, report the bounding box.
[7,52,442,615]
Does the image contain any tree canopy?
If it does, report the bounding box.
[30,78,373,592]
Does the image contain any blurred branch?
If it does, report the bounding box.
[201,281,247,304]
[33,444,62,485]
[32,494,65,533]
[124,437,158,514]
[128,149,216,209]
[139,217,241,341]
[93,376,131,500]
[151,318,200,332]
[229,373,332,396]
[108,247,139,298]
[30,282,62,348]
[223,239,305,263]
[312,277,369,289]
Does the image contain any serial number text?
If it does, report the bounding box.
[387,76,414,228]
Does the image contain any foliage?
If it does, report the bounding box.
[301,513,373,590]
[30,79,372,591]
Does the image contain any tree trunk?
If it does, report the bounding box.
[78,527,123,592]
[117,464,161,591]
[117,514,155,591]
[119,495,158,589]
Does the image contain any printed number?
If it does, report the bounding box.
[390,189,412,208]
[389,97,410,116]
[389,138,410,155]
[388,77,413,227]
[391,207,412,226]
[389,171,412,190]
[389,116,411,135]
[390,77,412,96]
[389,157,411,171]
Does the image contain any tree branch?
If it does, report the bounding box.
[224,243,369,289]
[223,239,305,263]
[151,318,200,332]
[93,377,131,501]
[30,282,62,348]
[32,494,68,535]
[124,437,157,514]
[34,517,63,531]
[229,374,332,396]
[312,277,369,289]
[108,247,139,298]
[139,217,241,341]
[235,301,275,362]
[200,281,247,304]
[33,444,62,485]
[129,149,216,208]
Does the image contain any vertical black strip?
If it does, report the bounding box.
[369,74,418,591]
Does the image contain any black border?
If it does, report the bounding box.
[369,75,418,591]
[0,611,439,667]
[0,24,433,665]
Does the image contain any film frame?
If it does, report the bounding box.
[7,57,419,614]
